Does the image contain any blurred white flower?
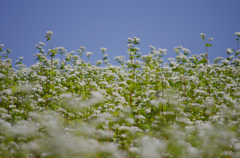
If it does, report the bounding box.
[60,93,72,99]
[227,48,234,53]
[235,32,240,37]
[200,33,206,39]
[101,47,107,52]
[46,30,53,34]
[208,38,213,41]
[85,51,93,57]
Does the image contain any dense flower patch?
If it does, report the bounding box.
[0,31,240,157]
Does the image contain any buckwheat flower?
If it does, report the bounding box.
[145,108,151,114]
[207,38,214,42]
[1,51,6,55]
[39,76,47,81]
[104,59,110,63]
[128,37,133,42]
[141,136,166,158]
[80,46,86,50]
[134,37,140,42]
[6,49,11,53]
[200,33,206,39]
[38,98,45,103]
[46,30,53,34]
[136,115,146,119]
[160,48,167,53]
[129,147,140,153]
[234,143,240,150]
[19,56,24,60]
[126,117,135,124]
[1,113,11,119]
[204,97,214,107]
[235,32,240,37]
[95,60,103,65]
[85,51,93,57]
[128,44,133,47]
[135,47,140,51]
[90,91,104,103]
[1,89,12,95]
[149,45,156,50]
[227,48,234,53]
[38,42,45,46]
[0,44,4,47]
[9,105,16,109]
[60,93,72,99]
[182,48,191,54]
[72,55,80,60]
[71,50,76,54]
[0,73,5,78]
[229,55,234,59]
[104,54,108,57]
[101,47,107,52]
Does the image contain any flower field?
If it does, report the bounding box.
[0,31,240,157]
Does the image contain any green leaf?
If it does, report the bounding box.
[198,58,207,65]
[235,52,239,57]
[205,44,212,47]
[156,82,162,87]
[48,70,55,75]
[51,50,58,55]
[129,83,135,91]
[132,64,138,69]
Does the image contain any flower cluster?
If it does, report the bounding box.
[0,32,240,157]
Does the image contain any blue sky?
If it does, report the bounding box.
[1,1,240,67]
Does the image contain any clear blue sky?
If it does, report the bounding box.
[1,1,240,67]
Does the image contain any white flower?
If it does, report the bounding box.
[149,45,155,50]
[136,115,146,119]
[129,147,140,153]
[95,60,103,65]
[227,48,234,53]
[235,32,240,37]
[9,105,16,109]
[46,30,53,34]
[38,98,46,103]
[134,37,140,42]
[85,51,93,57]
[128,37,133,42]
[101,47,107,52]
[60,93,72,99]
[182,48,191,54]
[1,89,12,95]
[208,38,213,41]
[80,46,86,50]
[145,109,151,114]
[200,33,206,39]
[38,42,45,46]
[0,73,5,78]
[234,143,240,150]
[222,59,230,64]
[128,44,133,47]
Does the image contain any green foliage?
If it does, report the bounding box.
[0,32,240,157]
